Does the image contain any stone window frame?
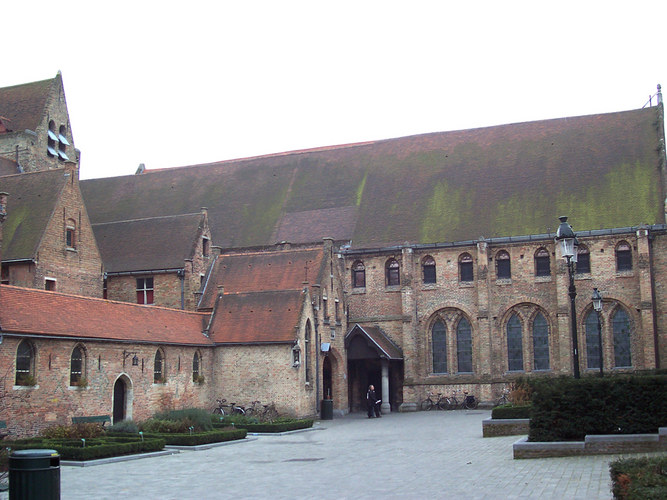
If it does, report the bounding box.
[576,244,591,275]
[430,319,448,374]
[495,250,511,280]
[351,260,366,288]
[154,348,166,384]
[506,313,524,372]
[611,305,632,368]
[70,344,86,386]
[584,308,602,370]
[66,218,76,250]
[615,241,633,272]
[531,311,550,371]
[192,350,202,383]
[385,258,400,287]
[455,316,473,373]
[422,255,436,284]
[47,120,58,157]
[458,253,474,282]
[57,124,70,161]
[534,247,551,277]
[15,339,36,386]
[427,308,474,375]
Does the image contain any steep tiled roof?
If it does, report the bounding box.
[0,169,67,261]
[345,324,403,360]
[92,213,204,273]
[199,247,325,309]
[80,107,665,248]
[0,77,53,133]
[208,289,305,344]
[0,285,211,345]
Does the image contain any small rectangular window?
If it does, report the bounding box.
[137,277,154,304]
[45,278,56,291]
[460,262,473,282]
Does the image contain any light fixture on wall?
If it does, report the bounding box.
[292,340,301,367]
[555,216,580,379]
[123,350,139,368]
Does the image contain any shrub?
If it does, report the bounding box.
[141,429,246,446]
[527,374,667,442]
[152,408,212,432]
[41,423,105,439]
[108,420,139,433]
[139,419,187,434]
[610,456,667,499]
[228,418,314,433]
[491,404,532,419]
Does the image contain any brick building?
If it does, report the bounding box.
[1,74,666,436]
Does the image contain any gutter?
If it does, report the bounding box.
[0,331,212,347]
[104,268,184,277]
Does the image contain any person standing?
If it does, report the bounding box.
[366,384,381,418]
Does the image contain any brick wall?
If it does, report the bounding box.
[343,228,665,407]
[0,336,214,438]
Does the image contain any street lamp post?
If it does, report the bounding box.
[555,216,581,379]
[592,288,604,376]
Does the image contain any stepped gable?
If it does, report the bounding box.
[81,106,665,248]
[0,169,67,260]
[0,77,53,133]
[198,246,325,310]
[0,285,211,345]
[93,213,204,273]
[208,289,305,344]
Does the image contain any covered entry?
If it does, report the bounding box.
[345,324,403,413]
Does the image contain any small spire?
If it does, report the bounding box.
[658,84,663,105]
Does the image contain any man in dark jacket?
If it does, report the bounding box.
[366,384,381,418]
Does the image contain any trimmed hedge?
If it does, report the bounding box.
[140,429,246,446]
[491,404,532,419]
[224,418,314,433]
[527,375,667,442]
[4,436,165,461]
[610,456,667,499]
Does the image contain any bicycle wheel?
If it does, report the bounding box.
[449,396,459,409]
[233,407,246,416]
[436,398,448,411]
[213,407,223,415]
[420,399,434,411]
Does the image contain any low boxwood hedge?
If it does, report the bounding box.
[226,418,314,433]
[491,404,532,419]
[610,455,667,499]
[140,429,246,446]
[526,374,667,442]
[5,436,165,461]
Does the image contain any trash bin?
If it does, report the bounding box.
[321,399,333,420]
[9,449,60,500]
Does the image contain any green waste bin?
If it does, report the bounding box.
[9,449,60,500]
[321,399,333,420]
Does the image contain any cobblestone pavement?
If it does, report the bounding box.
[4,410,661,499]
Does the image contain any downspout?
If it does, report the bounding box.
[178,269,185,310]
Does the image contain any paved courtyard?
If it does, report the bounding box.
[4,409,661,499]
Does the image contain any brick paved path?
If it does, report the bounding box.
[5,409,658,499]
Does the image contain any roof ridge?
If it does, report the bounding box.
[91,212,202,226]
[222,289,305,296]
[0,284,208,316]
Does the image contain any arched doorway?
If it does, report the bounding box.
[323,356,333,400]
[112,375,133,423]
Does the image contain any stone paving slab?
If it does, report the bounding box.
[2,410,663,499]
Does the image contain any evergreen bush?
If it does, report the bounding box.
[527,374,667,442]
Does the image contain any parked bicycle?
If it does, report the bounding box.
[450,390,478,410]
[420,392,451,411]
[495,387,511,407]
[212,398,246,416]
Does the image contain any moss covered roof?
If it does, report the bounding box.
[0,169,67,260]
[0,77,54,133]
[81,106,665,248]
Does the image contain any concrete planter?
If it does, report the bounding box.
[482,417,529,437]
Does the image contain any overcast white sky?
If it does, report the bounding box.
[2,1,666,179]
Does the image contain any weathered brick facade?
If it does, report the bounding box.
[341,227,666,409]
